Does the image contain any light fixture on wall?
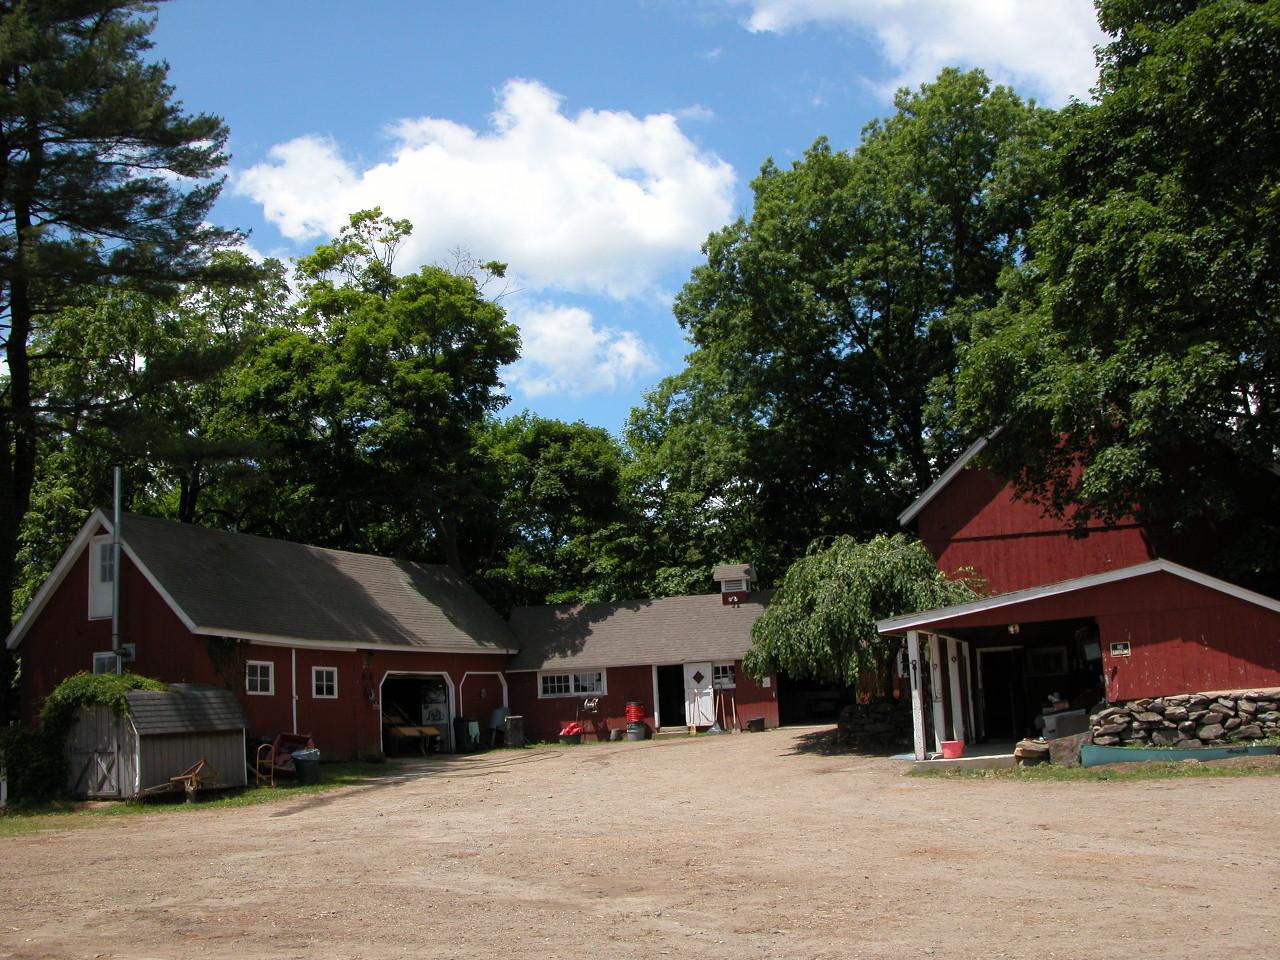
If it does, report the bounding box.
[1007,623,1021,635]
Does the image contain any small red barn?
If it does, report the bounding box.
[7,511,518,759]
[506,566,778,741]
[881,439,1280,759]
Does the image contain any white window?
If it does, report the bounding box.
[87,536,114,619]
[312,666,338,699]
[713,663,736,689]
[246,660,274,695]
[92,651,118,675]
[538,670,606,698]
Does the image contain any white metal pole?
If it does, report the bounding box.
[111,466,122,674]
[291,649,298,735]
[906,631,927,761]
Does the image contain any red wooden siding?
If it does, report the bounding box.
[913,571,1280,700]
[19,536,218,724]
[916,467,1155,593]
[507,660,779,743]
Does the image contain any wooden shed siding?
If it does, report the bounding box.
[916,467,1155,594]
[65,704,133,799]
[136,731,247,791]
[916,571,1280,700]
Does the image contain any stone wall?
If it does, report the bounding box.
[1090,690,1280,747]
[837,697,913,749]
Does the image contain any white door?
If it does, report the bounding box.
[684,662,715,726]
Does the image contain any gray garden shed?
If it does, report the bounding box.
[66,685,248,799]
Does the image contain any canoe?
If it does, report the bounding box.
[1081,742,1278,767]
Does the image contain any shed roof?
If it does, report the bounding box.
[6,511,518,654]
[876,559,1280,636]
[507,592,771,671]
[126,685,246,736]
[712,563,755,583]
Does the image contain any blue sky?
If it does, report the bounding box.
[151,1,1104,435]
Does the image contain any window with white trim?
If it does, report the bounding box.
[312,666,338,699]
[713,663,736,689]
[92,651,118,675]
[538,670,606,698]
[246,660,274,695]
[88,536,114,619]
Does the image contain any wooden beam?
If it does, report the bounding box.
[928,633,947,753]
[946,636,966,743]
[906,631,927,761]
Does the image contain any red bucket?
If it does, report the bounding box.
[625,701,645,724]
[941,740,965,760]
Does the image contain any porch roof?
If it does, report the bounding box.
[876,559,1280,636]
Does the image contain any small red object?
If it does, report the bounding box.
[559,721,583,736]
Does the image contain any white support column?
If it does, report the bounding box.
[906,631,927,761]
[964,642,977,744]
[928,633,947,753]
[946,636,966,744]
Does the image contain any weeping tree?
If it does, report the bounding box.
[745,534,978,691]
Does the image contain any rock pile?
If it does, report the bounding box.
[837,697,912,749]
[1089,690,1280,747]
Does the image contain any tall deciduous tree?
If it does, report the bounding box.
[953,0,1280,588]
[229,210,520,569]
[628,69,1055,586]
[745,534,977,688]
[0,0,239,713]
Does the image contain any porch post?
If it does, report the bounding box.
[946,636,966,743]
[906,631,927,761]
[928,633,947,752]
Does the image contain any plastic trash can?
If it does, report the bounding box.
[292,747,321,785]
[504,714,525,749]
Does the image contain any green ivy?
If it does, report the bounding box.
[1,671,167,804]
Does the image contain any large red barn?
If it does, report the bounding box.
[880,438,1280,760]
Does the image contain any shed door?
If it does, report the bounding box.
[684,662,715,726]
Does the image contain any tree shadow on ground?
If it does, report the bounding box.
[784,726,905,757]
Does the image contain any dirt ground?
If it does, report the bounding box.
[2,727,1278,960]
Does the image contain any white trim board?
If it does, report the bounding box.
[877,559,1280,635]
[897,431,1001,527]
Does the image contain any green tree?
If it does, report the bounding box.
[230,210,520,568]
[744,534,978,688]
[467,413,650,610]
[629,69,1055,584]
[0,0,238,713]
[953,0,1280,587]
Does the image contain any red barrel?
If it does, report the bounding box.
[625,701,645,723]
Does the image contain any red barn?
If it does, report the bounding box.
[879,438,1280,759]
[7,511,518,759]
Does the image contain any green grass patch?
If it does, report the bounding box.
[909,759,1280,783]
[0,760,398,837]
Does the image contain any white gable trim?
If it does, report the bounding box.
[897,429,1002,527]
[6,511,108,649]
[877,559,1280,635]
[6,510,204,650]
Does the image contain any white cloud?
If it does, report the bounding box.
[737,0,1106,105]
[236,79,736,299]
[505,302,659,398]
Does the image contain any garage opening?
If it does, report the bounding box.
[951,618,1104,742]
[381,674,453,755]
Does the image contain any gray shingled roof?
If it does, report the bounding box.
[507,592,771,671]
[712,563,755,583]
[126,685,246,736]
[121,514,517,653]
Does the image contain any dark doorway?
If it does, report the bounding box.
[656,664,685,729]
[776,672,852,725]
[381,675,451,755]
[979,650,1024,740]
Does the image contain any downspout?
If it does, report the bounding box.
[291,648,298,735]
[111,466,122,675]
